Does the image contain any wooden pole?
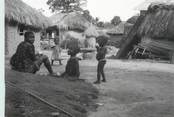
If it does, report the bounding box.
[6,81,74,117]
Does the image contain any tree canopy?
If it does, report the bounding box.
[47,0,87,13]
[111,16,121,26]
[82,10,93,22]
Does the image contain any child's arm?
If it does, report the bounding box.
[96,45,100,52]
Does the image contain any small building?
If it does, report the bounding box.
[48,12,91,49]
[5,0,50,57]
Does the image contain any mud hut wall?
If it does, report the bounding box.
[5,23,40,57]
[5,23,23,57]
[34,32,41,52]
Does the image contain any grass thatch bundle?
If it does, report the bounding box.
[50,12,90,31]
[5,0,51,29]
[137,3,174,41]
[60,37,84,49]
[84,25,99,38]
[135,0,174,11]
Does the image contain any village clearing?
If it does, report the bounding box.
[5,58,174,117]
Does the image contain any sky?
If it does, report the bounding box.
[22,0,145,22]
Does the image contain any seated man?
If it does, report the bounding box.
[10,31,56,75]
[61,48,80,79]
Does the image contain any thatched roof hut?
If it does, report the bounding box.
[50,12,91,31]
[84,25,99,37]
[5,0,51,29]
[135,0,174,11]
[106,22,125,35]
[116,3,174,60]
[137,3,174,40]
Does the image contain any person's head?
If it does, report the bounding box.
[96,35,109,47]
[68,47,80,57]
[24,31,35,44]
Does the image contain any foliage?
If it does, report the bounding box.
[95,17,99,22]
[47,0,87,13]
[111,16,121,26]
[97,21,104,27]
[82,10,93,22]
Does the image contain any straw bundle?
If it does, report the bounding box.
[50,12,90,31]
[137,3,174,40]
[84,25,99,37]
[5,0,51,29]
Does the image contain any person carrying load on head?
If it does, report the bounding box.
[94,35,108,84]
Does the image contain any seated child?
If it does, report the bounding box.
[94,35,108,84]
[61,48,80,79]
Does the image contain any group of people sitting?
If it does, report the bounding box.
[10,31,108,84]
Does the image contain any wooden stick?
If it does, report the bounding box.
[6,81,74,117]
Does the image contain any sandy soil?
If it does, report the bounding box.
[5,57,174,117]
[5,65,98,117]
[79,59,174,117]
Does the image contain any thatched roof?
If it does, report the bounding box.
[106,22,125,35]
[97,29,110,37]
[50,12,91,31]
[135,0,174,11]
[5,0,51,29]
[137,3,174,40]
[84,25,99,37]
[116,3,174,59]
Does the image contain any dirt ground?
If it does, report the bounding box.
[5,61,98,117]
[80,59,174,117]
[5,58,174,117]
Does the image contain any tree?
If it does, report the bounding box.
[82,10,93,22]
[47,0,87,13]
[111,16,121,26]
[97,21,104,27]
[95,17,99,22]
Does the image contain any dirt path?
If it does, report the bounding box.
[6,57,174,117]
[79,60,174,117]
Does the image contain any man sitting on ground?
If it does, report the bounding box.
[10,31,57,76]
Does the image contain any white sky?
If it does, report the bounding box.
[22,0,145,21]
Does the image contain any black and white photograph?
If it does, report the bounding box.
[4,0,174,117]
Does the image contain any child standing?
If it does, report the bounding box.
[51,39,62,65]
[94,36,108,84]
